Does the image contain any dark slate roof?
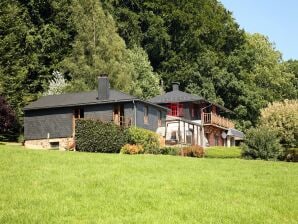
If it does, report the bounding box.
[24,90,137,110]
[149,89,233,113]
[149,90,203,104]
[227,128,244,139]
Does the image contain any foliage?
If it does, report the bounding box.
[241,126,283,160]
[205,146,241,158]
[103,0,298,128]
[180,145,204,158]
[284,148,298,162]
[127,46,162,99]
[127,127,160,153]
[158,146,180,156]
[120,144,144,154]
[75,119,128,153]
[259,100,298,148]
[43,71,67,96]
[60,0,135,93]
[0,0,75,118]
[17,134,24,144]
[0,96,19,140]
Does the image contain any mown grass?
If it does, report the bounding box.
[205,146,242,158]
[0,144,297,223]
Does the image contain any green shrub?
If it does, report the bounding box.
[120,144,144,154]
[75,120,128,153]
[205,146,241,158]
[260,100,298,148]
[17,134,24,144]
[180,145,204,158]
[159,146,180,156]
[241,126,283,160]
[284,148,298,162]
[127,127,160,154]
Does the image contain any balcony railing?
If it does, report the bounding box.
[202,112,234,129]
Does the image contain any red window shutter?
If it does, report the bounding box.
[177,103,184,116]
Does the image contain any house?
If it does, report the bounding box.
[149,82,244,147]
[24,76,168,150]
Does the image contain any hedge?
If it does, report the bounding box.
[75,119,128,153]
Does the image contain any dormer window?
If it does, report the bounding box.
[167,103,184,117]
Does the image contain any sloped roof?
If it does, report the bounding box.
[149,90,203,104]
[227,128,244,139]
[149,89,233,113]
[24,90,137,110]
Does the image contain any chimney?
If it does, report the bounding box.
[172,82,180,91]
[98,75,110,100]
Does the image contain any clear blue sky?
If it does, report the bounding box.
[220,0,298,60]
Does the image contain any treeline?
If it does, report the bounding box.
[0,0,297,135]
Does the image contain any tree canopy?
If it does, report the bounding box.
[0,0,297,136]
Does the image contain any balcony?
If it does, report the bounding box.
[202,112,234,129]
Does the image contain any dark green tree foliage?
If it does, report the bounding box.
[0,96,19,139]
[75,119,128,153]
[0,0,75,117]
[102,1,298,130]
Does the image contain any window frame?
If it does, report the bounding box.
[144,105,149,124]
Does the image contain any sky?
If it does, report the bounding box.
[220,0,298,60]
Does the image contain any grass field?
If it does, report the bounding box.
[205,146,241,158]
[0,144,297,223]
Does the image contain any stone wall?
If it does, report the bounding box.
[25,137,74,150]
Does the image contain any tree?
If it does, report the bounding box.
[0,96,19,139]
[60,0,135,92]
[127,46,162,99]
[0,0,75,118]
[43,71,67,96]
[259,100,298,148]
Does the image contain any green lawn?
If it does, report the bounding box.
[0,144,297,223]
[205,146,241,158]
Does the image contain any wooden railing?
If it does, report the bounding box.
[203,112,234,129]
[113,115,132,127]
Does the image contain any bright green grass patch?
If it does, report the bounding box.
[0,144,297,223]
[205,146,241,158]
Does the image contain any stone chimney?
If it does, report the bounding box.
[172,82,180,91]
[98,75,110,100]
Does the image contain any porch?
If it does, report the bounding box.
[202,112,234,129]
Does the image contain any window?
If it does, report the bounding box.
[74,108,84,119]
[158,110,162,127]
[144,105,149,124]
[73,108,84,137]
[167,103,184,117]
[189,104,195,118]
[215,134,219,146]
[50,142,59,150]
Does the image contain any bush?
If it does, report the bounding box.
[284,148,298,162]
[180,145,204,158]
[127,127,160,154]
[75,119,128,153]
[260,100,298,148]
[120,144,144,154]
[205,146,241,158]
[17,134,25,145]
[159,146,180,156]
[241,126,283,160]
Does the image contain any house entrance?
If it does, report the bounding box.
[113,104,124,125]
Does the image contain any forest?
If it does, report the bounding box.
[0,0,297,138]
